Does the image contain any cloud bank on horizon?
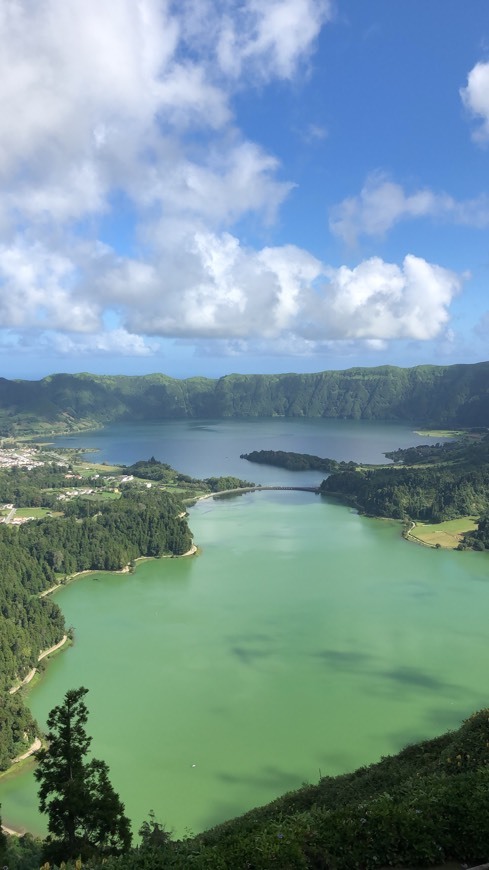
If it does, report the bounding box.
[0,0,488,377]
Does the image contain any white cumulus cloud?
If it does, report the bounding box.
[47,329,159,357]
[460,61,489,143]
[307,255,461,341]
[95,237,460,345]
[176,0,333,81]
[329,172,489,244]
[0,226,461,352]
[101,233,324,339]
[0,239,100,332]
[0,0,326,240]
[0,1,464,363]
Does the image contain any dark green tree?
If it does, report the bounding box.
[34,687,131,863]
[84,758,132,855]
[0,807,6,861]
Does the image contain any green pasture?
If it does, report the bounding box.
[75,462,122,475]
[15,507,63,519]
[79,490,121,501]
[414,428,464,438]
[409,516,478,548]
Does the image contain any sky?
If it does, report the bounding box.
[1,0,489,381]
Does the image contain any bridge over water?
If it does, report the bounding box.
[253,485,319,493]
[200,484,321,499]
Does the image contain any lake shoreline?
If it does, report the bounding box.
[1,418,483,841]
[320,489,480,551]
[2,485,488,841]
[1,540,199,836]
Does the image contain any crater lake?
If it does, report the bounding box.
[1,419,487,837]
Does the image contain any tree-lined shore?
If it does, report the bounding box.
[0,485,192,772]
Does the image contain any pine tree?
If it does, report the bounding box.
[84,758,132,855]
[35,687,131,863]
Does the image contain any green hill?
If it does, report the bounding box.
[2,362,489,434]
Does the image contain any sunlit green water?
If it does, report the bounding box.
[1,490,488,837]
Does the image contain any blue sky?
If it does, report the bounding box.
[1,0,489,380]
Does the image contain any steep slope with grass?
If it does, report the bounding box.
[10,708,486,869]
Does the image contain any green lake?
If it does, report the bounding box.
[1,420,488,838]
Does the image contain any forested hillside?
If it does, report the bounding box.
[0,531,64,768]
[320,433,489,525]
[0,485,192,770]
[2,361,489,433]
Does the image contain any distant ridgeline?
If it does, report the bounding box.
[2,360,489,433]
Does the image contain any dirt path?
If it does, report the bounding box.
[8,667,37,695]
[12,736,41,764]
[1,822,22,837]
[38,634,68,661]
[39,581,62,597]
[9,634,68,695]
[181,543,197,557]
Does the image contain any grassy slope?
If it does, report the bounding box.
[409,517,478,548]
[86,710,489,869]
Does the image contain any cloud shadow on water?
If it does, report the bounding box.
[383,727,439,755]
[426,704,479,732]
[375,666,466,698]
[215,764,302,795]
[316,750,358,775]
[383,666,447,690]
[383,703,477,755]
[313,648,372,672]
[227,632,275,645]
[230,645,273,666]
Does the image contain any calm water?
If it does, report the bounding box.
[49,417,434,484]
[2,420,487,838]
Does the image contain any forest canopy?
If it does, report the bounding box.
[2,362,489,434]
[320,433,489,527]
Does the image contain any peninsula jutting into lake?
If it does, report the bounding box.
[1,368,489,868]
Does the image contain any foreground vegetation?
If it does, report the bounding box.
[35,688,131,865]
[2,361,489,435]
[2,707,489,868]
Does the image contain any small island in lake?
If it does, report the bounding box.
[240,449,357,473]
